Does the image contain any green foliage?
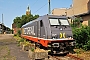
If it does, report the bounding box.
[31,48,34,52]
[73,25,90,50]
[88,19,90,26]
[17,30,21,36]
[83,40,90,50]
[14,30,21,37]
[71,17,82,28]
[83,45,88,51]
[13,14,39,28]
[71,17,90,50]
[18,38,25,43]
[17,38,25,46]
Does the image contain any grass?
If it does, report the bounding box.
[0,45,16,60]
[74,49,90,60]
[0,34,17,60]
[14,36,22,41]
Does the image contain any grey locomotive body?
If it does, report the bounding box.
[21,15,75,54]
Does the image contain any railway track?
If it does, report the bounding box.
[46,54,84,60]
[66,54,84,60]
[27,46,84,60]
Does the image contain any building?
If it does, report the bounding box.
[52,0,90,26]
[12,5,31,34]
[26,5,31,15]
[52,8,67,16]
[12,23,17,34]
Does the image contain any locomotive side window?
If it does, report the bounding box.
[40,20,43,27]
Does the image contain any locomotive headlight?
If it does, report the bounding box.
[68,36,73,39]
[60,28,63,30]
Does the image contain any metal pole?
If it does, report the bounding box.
[2,14,3,34]
[72,0,75,19]
[48,0,51,14]
[72,0,75,26]
[2,14,3,24]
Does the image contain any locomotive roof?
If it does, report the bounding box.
[22,16,42,27]
[22,15,67,27]
[22,19,37,27]
[45,15,66,18]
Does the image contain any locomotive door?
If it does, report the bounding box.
[37,20,41,37]
[38,20,43,38]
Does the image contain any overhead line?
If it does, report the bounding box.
[33,2,48,14]
[30,0,39,9]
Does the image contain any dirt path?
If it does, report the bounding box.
[0,34,30,60]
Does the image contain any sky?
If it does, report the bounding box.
[0,0,72,28]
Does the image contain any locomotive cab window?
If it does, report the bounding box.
[40,20,43,27]
[49,18,59,25]
[59,19,69,25]
[49,18,69,26]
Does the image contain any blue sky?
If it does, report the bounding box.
[0,0,72,28]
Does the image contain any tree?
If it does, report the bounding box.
[13,17,21,28]
[33,15,39,19]
[13,14,39,28]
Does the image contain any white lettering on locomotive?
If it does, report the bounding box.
[24,26,35,35]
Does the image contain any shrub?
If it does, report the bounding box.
[83,40,90,50]
[73,25,90,50]
[13,30,21,37]
[17,30,21,36]
[17,38,24,44]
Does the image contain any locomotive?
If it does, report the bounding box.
[21,15,75,54]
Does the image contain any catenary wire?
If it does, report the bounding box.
[33,2,48,14]
[30,0,39,9]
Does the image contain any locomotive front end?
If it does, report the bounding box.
[47,16,75,54]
